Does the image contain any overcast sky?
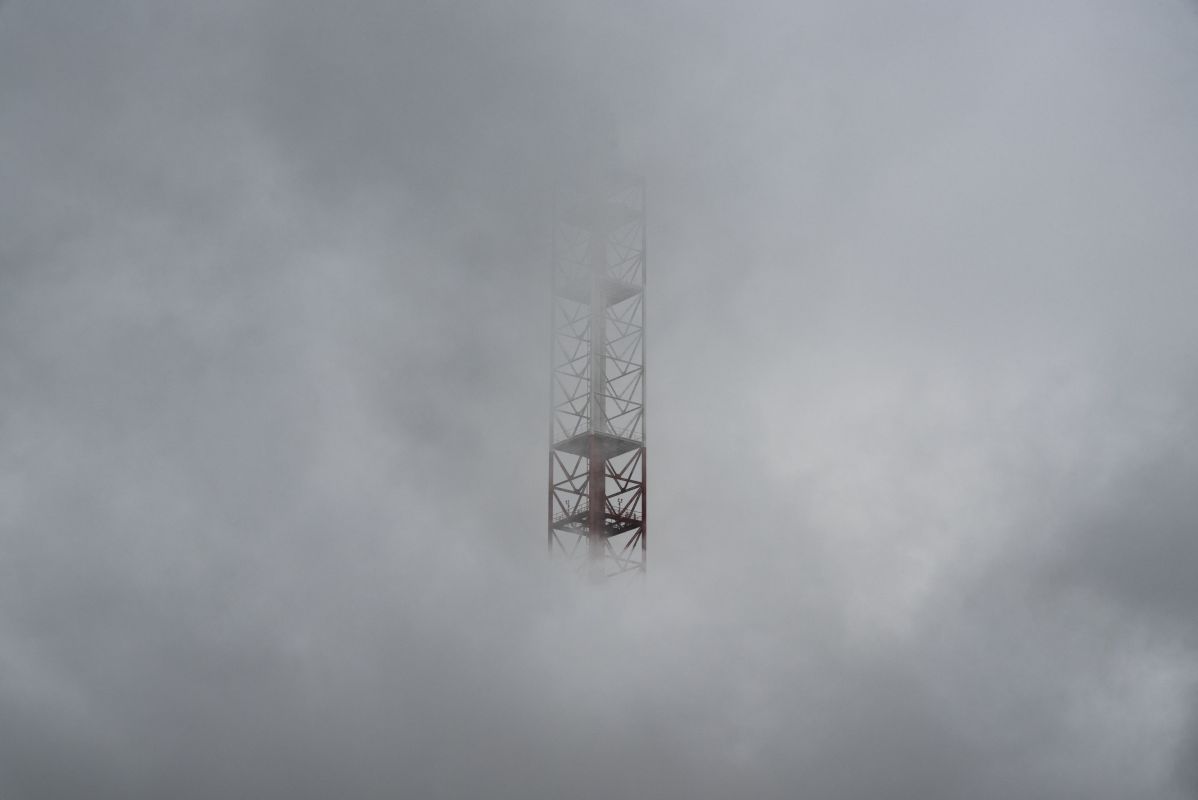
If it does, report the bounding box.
[4,1,1198,798]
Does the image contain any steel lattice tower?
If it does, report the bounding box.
[547,169,646,580]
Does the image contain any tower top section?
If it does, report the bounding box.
[547,167,647,580]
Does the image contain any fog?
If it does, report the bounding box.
[3,1,1198,797]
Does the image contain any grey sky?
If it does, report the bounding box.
[3,1,1198,797]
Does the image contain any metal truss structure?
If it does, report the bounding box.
[548,171,646,580]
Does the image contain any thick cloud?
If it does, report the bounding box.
[3,1,1198,798]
